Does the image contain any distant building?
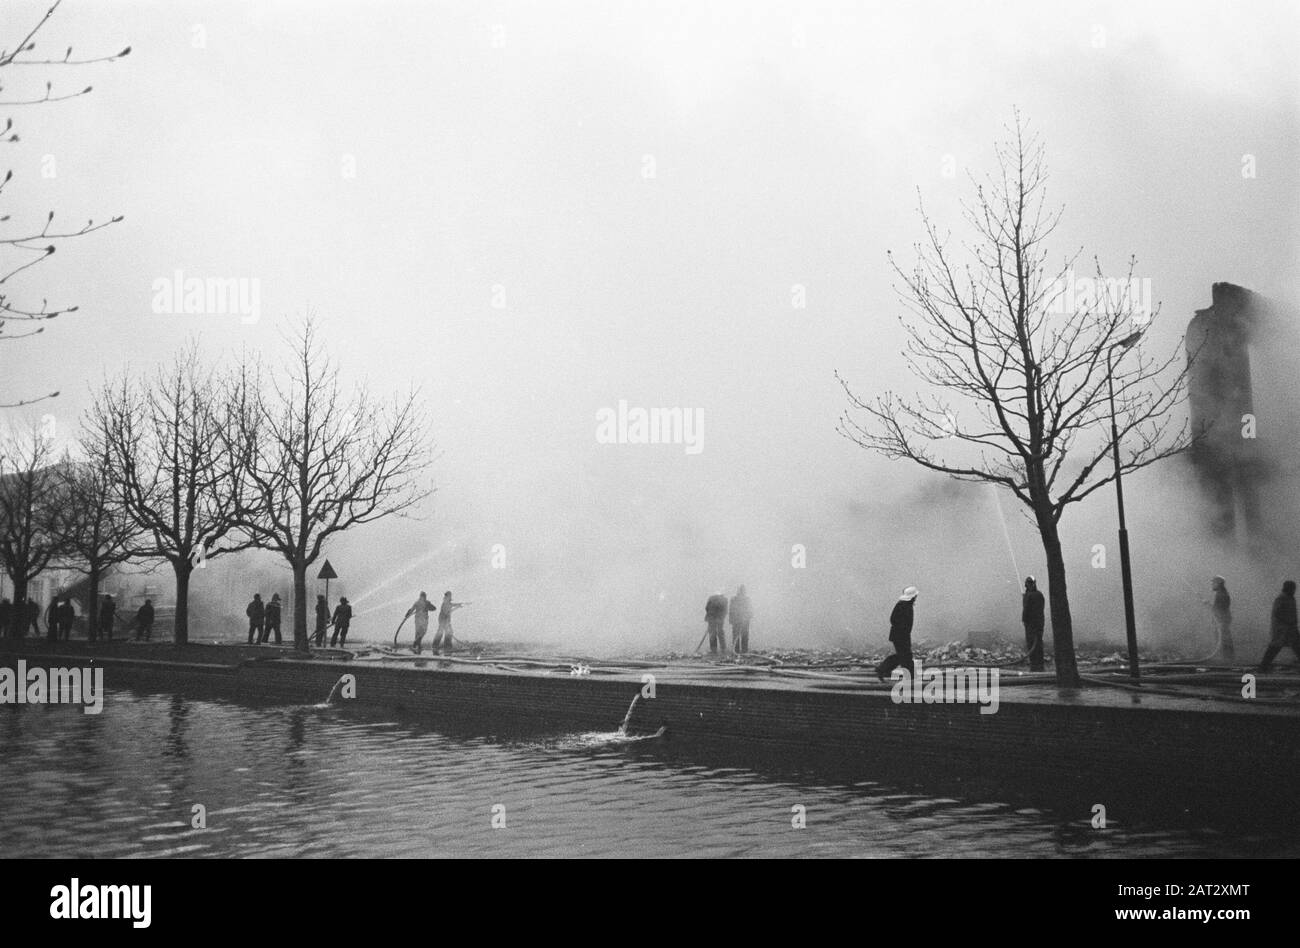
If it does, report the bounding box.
[1186,283,1300,547]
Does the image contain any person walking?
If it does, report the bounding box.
[329,597,353,647]
[704,592,729,656]
[876,586,919,681]
[1261,580,1300,671]
[729,585,753,654]
[246,593,265,645]
[1021,576,1046,671]
[134,599,155,641]
[97,594,116,644]
[261,593,283,645]
[432,591,465,654]
[313,595,330,647]
[406,591,436,654]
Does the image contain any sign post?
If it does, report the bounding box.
[317,560,338,607]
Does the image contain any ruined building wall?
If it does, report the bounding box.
[1185,282,1300,554]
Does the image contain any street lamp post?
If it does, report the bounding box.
[1106,330,1144,681]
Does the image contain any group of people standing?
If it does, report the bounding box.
[244,592,353,647]
[316,595,352,647]
[703,585,752,655]
[245,593,282,644]
[0,596,79,640]
[89,594,154,641]
[871,574,1300,680]
[0,599,40,637]
[0,594,154,641]
[44,597,80,640]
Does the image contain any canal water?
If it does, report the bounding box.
[1,688,1295,858]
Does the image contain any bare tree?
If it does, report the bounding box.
[89,346,254,644]
[227,319,434,650]
[0,425,62,635]
[0,0,128,407]
[837,116,1189,686]
[53,438,141,640]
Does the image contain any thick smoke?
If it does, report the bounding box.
[241,293,1299,661]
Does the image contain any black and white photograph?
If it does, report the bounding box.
[0,0,1295,919]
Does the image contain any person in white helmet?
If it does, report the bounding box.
[432,591,467,654]
[875,586,918,681]
[1208,576,1234,663]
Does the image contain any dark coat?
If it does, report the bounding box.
[246,598,265,623]
[332,603,352,628]
[889,599,914,645]
[1022,588,1045,627]
[136,603,154,626]
[265,601,282,626]
[1270,592,1298,646]
[705,594,728,622]
[315,600,330,629]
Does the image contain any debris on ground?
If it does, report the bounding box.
[631,636,1207,670]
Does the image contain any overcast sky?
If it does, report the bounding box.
[8,0,1300,649]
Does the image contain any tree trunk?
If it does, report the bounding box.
[12,576,29,638]
[87,565,102,643]
[292,561,309,652]
[1039,517,1081,686]
[45,585,57,643]
[173,561,192,645]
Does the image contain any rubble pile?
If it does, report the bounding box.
[637,639,1199,669]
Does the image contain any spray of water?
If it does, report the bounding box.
[307,675,351,710]
[989,483,1022,587]
[355,591,430,623]
[618,693,639,736]
[550,690,664,749]
[349,548,446,609]
[325,676,347,704]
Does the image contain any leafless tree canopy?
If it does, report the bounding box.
[837,115,1191,685]
[0,0,127,408]
[840,119,1189,522]
[89,345,254,642]
[0,425,62,624]
[53,435,142,639]
[227,318,434,647]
